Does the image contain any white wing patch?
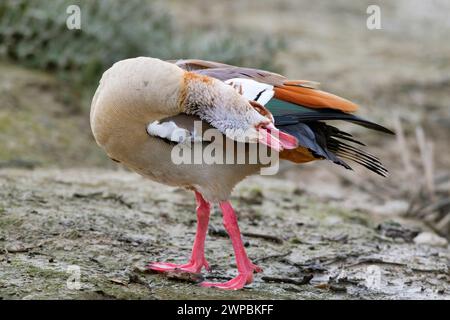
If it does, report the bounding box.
[225,78,274,106]
[147,121,189,143]
[147,121,203,143]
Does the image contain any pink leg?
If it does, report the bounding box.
[201,201,262,290]
[147,191,211,274]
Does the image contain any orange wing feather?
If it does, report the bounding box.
[274,85,359,113]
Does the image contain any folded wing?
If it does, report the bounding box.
[172,59,394,176]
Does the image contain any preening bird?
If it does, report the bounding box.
[90,57,393,290]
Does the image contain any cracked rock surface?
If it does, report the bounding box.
[1,169,448,299]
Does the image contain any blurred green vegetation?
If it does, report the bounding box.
[0,0,283,96]
[0,0,283,167]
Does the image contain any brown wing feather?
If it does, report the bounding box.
[170,59,233,71]
[171,59,287,86]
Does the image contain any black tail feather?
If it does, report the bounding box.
[274,110,395,135]
[279,122,389,177]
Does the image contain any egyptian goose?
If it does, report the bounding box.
[90,57,393,290]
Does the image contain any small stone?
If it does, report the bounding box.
[376,220,420,242]
[315,283,329,290]
[413,232,448,247]
[109,278,129,286]
[437,287,446,294]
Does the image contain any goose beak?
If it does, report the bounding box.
[258,123,298,152]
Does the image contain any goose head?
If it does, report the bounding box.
[181,72,298,151]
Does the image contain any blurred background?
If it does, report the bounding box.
[0,1,449,241]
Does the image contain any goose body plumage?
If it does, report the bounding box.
[91,57,276,201]
[90,57,393,290]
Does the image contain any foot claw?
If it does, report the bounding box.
[147,259,209,274]
[204,261,212,273]
[200,273,253,290]
[251,263,263,273]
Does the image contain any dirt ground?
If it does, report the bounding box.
[0,168,448,299]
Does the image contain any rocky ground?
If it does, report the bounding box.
[0,169,448,299]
